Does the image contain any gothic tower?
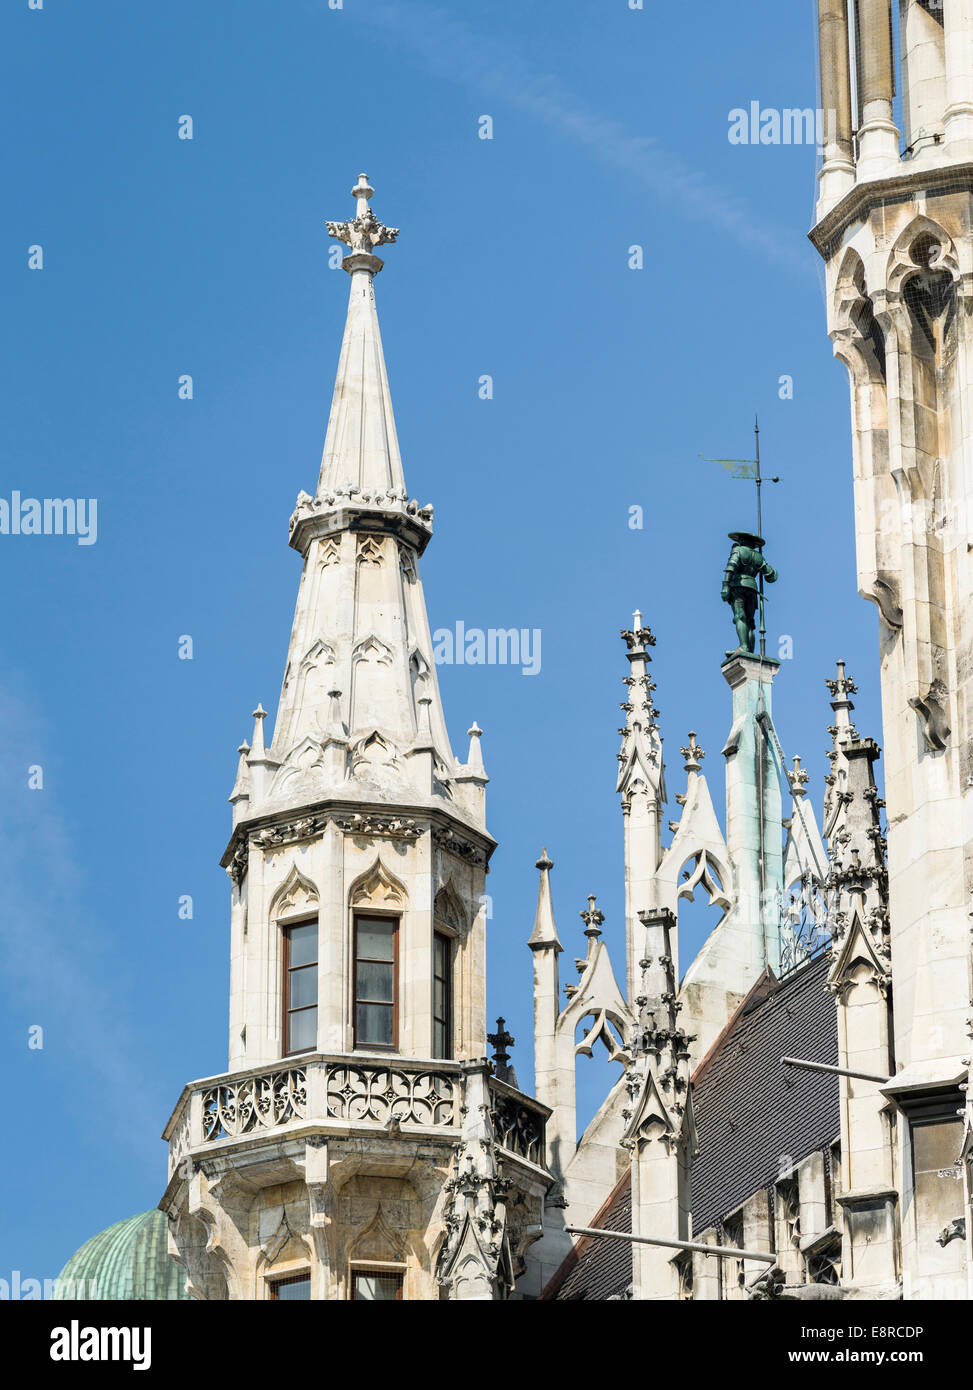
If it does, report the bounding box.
[812,2,973,1298]
[160,176,553,1301]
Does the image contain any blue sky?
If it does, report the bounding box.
[1,0,884,1283]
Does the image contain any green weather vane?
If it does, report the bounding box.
[700,418,780,660]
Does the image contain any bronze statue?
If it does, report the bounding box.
[721,531,777,656]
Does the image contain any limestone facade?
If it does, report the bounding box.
[159,176,553,1301]
[812,0,973,1300]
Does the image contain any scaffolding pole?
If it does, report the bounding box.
[782,1055,889,1084]
[565,1225,776,1263]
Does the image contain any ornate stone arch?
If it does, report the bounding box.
[268,864,319,922]
[832,246,887,386]
[348,857,408,910]
[676,849,731,917]
[433,880,467,939]
[346,1205,407,1265]
[886,215,960,299]
[254,1211,313,1294]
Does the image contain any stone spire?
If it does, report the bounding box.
[238,175,480,828]
[617,611,666,1002]
[823,659,859,839]
[823,664,895,1297]
[318,173,406,502]
[623,907,696,1299]
[823,661,889,950]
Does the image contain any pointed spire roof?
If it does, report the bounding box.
[318,175,406,502]
[251,174,480,821]
[528,848,562,951]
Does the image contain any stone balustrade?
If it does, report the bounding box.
[165,1055,547,1175]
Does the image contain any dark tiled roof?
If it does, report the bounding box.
[546,953,839,1300]
[691,951,839,1232]
[544,1171,633,1301]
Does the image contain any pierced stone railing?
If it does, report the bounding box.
[489,1078,547,1167]
[326,1063,457,1127]
[164,1057,548,1171]
[201,1068,308,1142]
[166,1054,465,1162]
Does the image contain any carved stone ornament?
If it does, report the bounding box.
[333,811,423,841]
[252,815,329,850]
[433,825,488,867]
[909,678,951,751]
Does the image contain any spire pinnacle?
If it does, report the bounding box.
[465,721,487,777]
[826,659,859,739]
[528,848,562,952]
[326,173,399,269]
[250,705,267,758]
[312,173,415,515]
[787,753,809,799]
[616,609,666,806]
[580,894,605,943]
[229,740,251,810]
[680,731,705,774]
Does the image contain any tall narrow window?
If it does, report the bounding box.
[352,1269,403,1300]
[433,932,452,1059]
[283,920,318,1055]
[354,915,398,1050]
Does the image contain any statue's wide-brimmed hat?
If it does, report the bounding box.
[728,530,765,547]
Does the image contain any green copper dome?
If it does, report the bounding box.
[54,1209,192,1300]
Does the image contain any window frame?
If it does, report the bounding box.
[432,930,453,1060]
[352,911,400,1052]
[282,916,319,1057]
[268,1271,312,1300]
[350,1266,404,1301]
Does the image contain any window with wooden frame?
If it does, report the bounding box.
[353,914,398,1050]
[268,1272,311,1300]
[432,931,453,1059]
[351,1268,404,1301]
[282,919,318,1055]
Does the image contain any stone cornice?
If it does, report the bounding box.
[809,162,973,258]
[221,797,496,882]
[288,496,433,559]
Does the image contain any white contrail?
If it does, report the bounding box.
[335,0,809,275]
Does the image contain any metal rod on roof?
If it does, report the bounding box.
[782,1055,889,1084]
[564,1225,777,1264]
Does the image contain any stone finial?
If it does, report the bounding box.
[250,704,267,758]
[487,1017,516,1083]
[826,660,859,744]
[528,848,562,952]
[580,894,605,942]
[826,658,858,700]
[326,173,400,263]
[681,731,705,774]
[466,721,487,776]
[229,740,251,806]
[787,754,809,799]
[621,609,656,654]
